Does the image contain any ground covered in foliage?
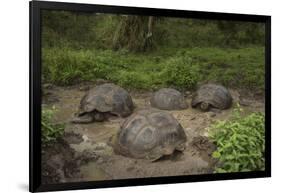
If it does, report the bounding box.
[42,11,265,92]
[42,46,264,91]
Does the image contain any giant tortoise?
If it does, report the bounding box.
[113,109,187,161]
[191,84,232,111]
[72,83,134,123]
[150,88,188,110]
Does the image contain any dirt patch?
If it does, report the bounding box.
[41,138,81,184]
[41,83,264,183]
[191,136,217,163]
[63,131,83,144]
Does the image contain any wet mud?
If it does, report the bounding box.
[42,83,264,183]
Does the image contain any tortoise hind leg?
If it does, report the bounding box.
[146,146,164,162]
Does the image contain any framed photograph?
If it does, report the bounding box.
[30,0,271,192]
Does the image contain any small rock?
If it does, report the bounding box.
[82,135,89,142]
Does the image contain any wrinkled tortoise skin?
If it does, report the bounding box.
[150,88,188,110]
[114,109,187,161]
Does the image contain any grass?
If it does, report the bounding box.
[42,46,265,91]
[41,11,265,91]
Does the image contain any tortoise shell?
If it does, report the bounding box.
[150,88,188,110]
[114,109,187,161]
[78,83,134,117]
[191,84,232,111]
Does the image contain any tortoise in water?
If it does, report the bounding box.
[150,88,188,110]
[72,83,134,123]
[191,84,232,111]
[113,109,187,161]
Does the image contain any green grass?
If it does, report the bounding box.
[41,11,265,91]
[42,46,264,91]
[185,47,265,89]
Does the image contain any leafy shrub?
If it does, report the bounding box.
[42,107,64,145]
[209,107,265,173]
[161,54,199,89]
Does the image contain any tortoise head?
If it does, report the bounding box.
[93,111,106,122]
[200,102,210,111]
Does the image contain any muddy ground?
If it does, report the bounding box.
[41,82,264,184]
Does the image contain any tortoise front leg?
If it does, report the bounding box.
[71,113,94,124]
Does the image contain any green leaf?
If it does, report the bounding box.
[212,151,221,158]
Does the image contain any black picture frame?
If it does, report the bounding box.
[29,1,271,192]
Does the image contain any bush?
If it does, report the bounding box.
[161,53,199,89]
[42,107,65,145]
[209,107,265,173]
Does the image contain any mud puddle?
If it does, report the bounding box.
[42,84,264,183]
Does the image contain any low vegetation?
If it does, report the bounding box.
[42,107,65,145]
[42,46,264,91]
[42,11,265,91]
[209,106,265,173]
